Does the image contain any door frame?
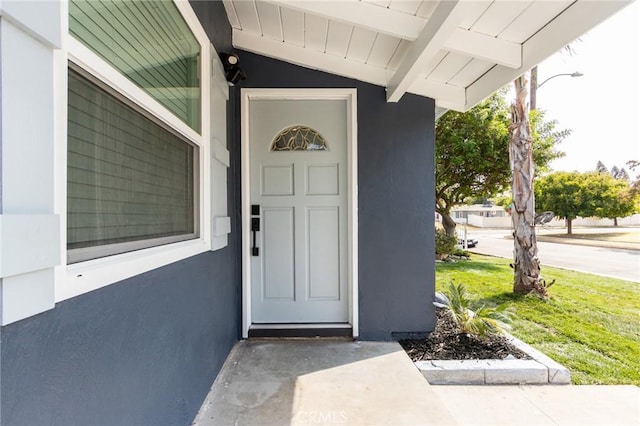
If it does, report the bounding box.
[240,88,358,338]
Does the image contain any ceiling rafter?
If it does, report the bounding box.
[226,0,632,112]
[408,79,466,107]
[233,28,392,86]
[222,0,240,28]
[262,0,426,41]
[465,0,632,111]
[386,0,466,103]
[445,28,521,69]
[233,28,469,109]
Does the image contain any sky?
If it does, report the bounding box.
[534,1,639,174]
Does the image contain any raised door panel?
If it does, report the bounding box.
[262,207,295,300]
[307,207,341,300]
[306,163,339,196]
[262,164,294,196]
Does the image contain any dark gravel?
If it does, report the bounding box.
[399,309,531,361]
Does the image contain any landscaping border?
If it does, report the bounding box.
[415,332,571,385]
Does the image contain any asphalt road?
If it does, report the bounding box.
[466,229,640,283]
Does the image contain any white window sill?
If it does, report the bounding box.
[57,238,210,302]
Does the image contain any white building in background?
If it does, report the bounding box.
[446,203,640,229]
[452,204,508,220]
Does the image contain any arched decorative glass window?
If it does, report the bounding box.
[270,125,328,151]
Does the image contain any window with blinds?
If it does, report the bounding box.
[67,68,198,264]
[69,0,201,132]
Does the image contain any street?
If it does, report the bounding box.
[466,229,640,283]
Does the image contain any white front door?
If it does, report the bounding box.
[249,98,349,323]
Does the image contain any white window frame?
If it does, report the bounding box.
[55,0,215,302]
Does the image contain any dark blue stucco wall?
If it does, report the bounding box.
[1,2,435,423]
[1,252,239,425]
[235,52,436,340]
[1,3,240,425]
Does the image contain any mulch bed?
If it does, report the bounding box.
[399,309,531,361]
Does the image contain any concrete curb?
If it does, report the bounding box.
[499,232,639,251]
[536,235,640,251]
[504,332,571,384]
[415,333,571,385]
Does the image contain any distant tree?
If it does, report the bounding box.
[596,178,636,226]
[585,172,635,226]
[467,196,492,206]
[536,171,636,232]
[493,193,512,207]
[535,172,589,235]
[627,160,640,197]
[595,162,630,181]
[611,165,620,179]
[614,167,629,181]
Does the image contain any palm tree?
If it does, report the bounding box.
[509,43,576,297]
[509,75,547,297]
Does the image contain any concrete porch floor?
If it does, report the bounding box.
[192,340,640,426]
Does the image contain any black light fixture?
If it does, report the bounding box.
[219,52,246,86]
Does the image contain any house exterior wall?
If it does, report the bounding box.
[236,52,436,340]
[0,2,241,425]
[0,1,436,423]
[1,251,240,425]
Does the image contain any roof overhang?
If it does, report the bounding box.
[222,0,632,112]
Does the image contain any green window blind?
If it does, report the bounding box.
[69,0,201,132]
[67,68,197,263]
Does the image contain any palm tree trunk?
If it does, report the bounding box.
[510,76,547,298]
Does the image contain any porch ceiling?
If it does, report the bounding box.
[222,0,631,111]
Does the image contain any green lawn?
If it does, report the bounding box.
[436,255,640,385]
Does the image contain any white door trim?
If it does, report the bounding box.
[241,88,358,338]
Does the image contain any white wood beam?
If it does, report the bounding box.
[445,28,522,69]
[233,29,392,87]
[408,78,466,107]
[465,0,632,111]
[435,105,449,120]
[435,99,462,112]
[222,0,240,28]
[263,0,426,40]
[386,0,466,103]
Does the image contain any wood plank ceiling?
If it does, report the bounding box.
[222,0,631,112]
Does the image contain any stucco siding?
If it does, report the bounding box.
[0,3,239,425]
[1,251,239,425]
[235,52,436,340]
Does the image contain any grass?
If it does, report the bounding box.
[436,254,640,385]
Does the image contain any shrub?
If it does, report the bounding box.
[435,228,457,259]
[451,248,471,258]
[435,282,512,338]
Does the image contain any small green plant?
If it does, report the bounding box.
[436,282,512,338]
[451,248,471,258]
[435,228,457,260]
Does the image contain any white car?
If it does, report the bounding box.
[457,233,478,248]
